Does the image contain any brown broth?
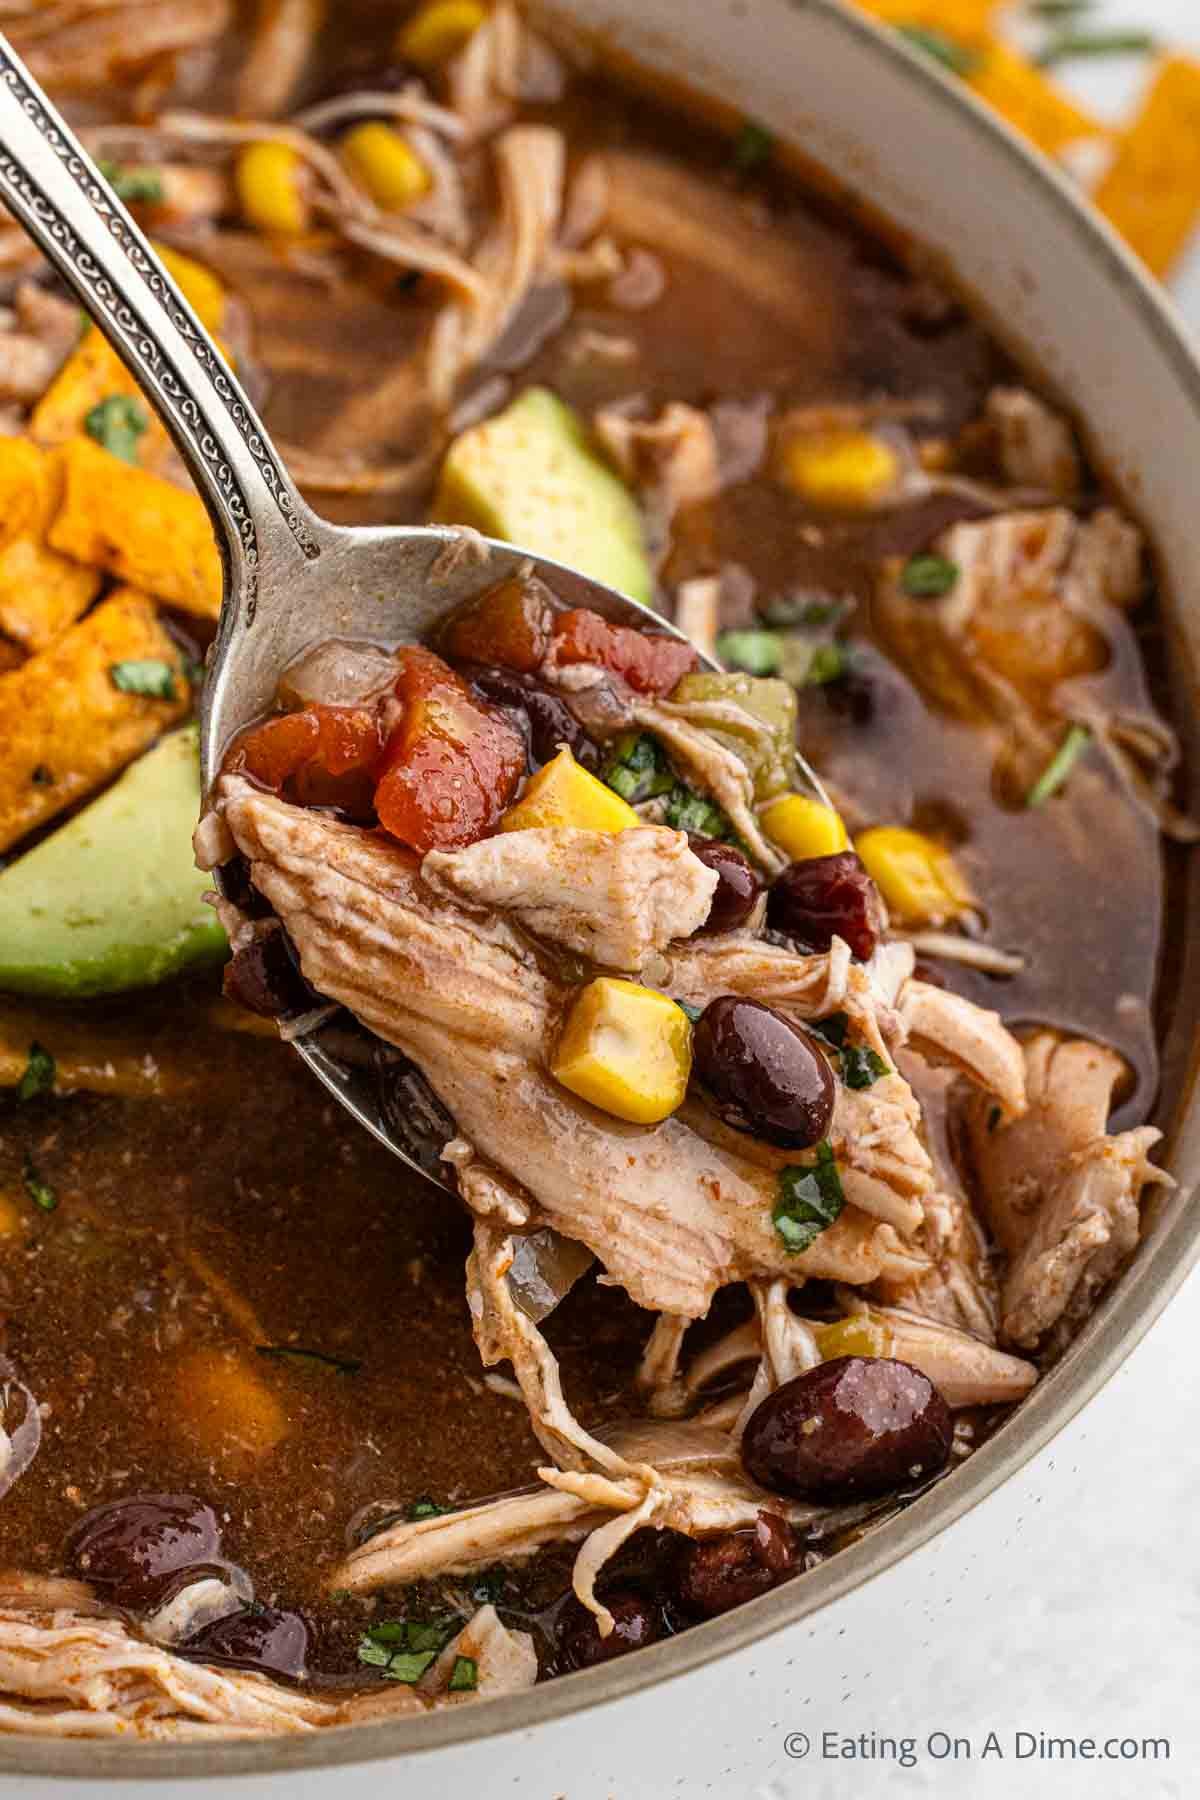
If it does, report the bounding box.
[0,13,1170,1677]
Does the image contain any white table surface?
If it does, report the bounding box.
[9,5,1200,1797]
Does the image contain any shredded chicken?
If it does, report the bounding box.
[215,781,929,1316]
[984,387,1082,498]
[829,1298,1036,1406]
[898,978,1027,1119]
[421,826,718,971]
[7,0,231,92]
[235,0,324,119]
[965,1032,1172,1348]
[446,0,566,140]
[630,700,786,875]
[593,401,720,521]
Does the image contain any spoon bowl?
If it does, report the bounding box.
[0,36,826,1200]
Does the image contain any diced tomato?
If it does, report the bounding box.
[231,704,383,817]
[374,646,526,852]
[439,574,556,675]
[551,608,697,696]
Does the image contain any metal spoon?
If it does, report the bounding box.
[0,41,828,1206]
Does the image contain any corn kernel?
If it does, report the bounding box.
[778,429,899,510]
[501,747,640,834]
[856,825,973,925]
[152,242,226,334]
[761,793,850,861]
[235,142,310,237]
[341,122,431,211]
[551,977,692,1125]
[398,0,488,67]
[814,1314,894,1362]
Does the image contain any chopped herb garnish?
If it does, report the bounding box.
[183,655,206,690]
[85,393,148,464]
[1026,724,1090,808]
[773,1142,845,1254]
[76,311,92,341]
[804,642,850,687]
[665,787,730,839]
[807,1014,888,1088]
[761,594,849,631]
[22,1156,57,1214]
[328,1588,353,1605]
[674,999,704,1025]
[809,1012,849,1051]
[901,553,959,598]
[897,25,981,76]
[841,1044,891,1090]
[255,1344,363,1375]
[109,658,177,700]
[98,158,166,205]
[733,120,775,174]
[1028,0,1093,15]
[448,1655,478,1692]
[1036,29,1156,67]
[405,1496,451,1520]
[357,1617,457,1682]
[17,1042,55,1102]
[602,732,676,805]
[716,629,782,677]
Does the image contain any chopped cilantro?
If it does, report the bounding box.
[602,732,676,805]
[896,26,981,76]
[85,393,148,464]
[665,787,729,839]
[22,1156,57,1214]
[674,999,704,1025]
[1026,724,1090,808]
[733,121,775,174]
[804,642,850,687]
[448,1655,478,1692]
[901,553,959,598]
[808,1012,849,1051]
[773,1141,845,1254]
[358,1617,457,1683]
[1036,29,1156,67]
[98,158,166,205]
[255,1344,362,1375]
[841,1044,891,1090]
[109,658,177,700]
[716,629,782,677]
[405,1496,451,1520]
[761,593,849,630]
[17,1042,55,1102]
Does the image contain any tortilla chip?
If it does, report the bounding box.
[968,38,1107,158]
[0,536,101,652]
[1093,57,1200,278]
[854,0,993,34]
[30,327,172,470]
[0,435,61,553]
[48,436,222,620]
[0,585,189,854]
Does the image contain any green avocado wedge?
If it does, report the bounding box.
[432,386,654,606]
[0,726,227,999]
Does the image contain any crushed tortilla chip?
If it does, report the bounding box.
[0,586,189,854]
[853,0,994,36]
[30,327,172,470]
[48,436,222,620]
[0,435,61,553]
[0,536,101,652]
[967,36,1108,159]
[1093,57,1200,278]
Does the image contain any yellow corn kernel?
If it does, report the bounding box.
[856,825,972,925]
[235,142,310,237]
[501,747,640,834]
[814,1314,895,1362]
[0,1191,23,1237]
[551,977,692,1125]
[341,122,431,211]
[152,242,227,335]
[778,429,899,510]
[761,793,850,861]
[398,0,488,67]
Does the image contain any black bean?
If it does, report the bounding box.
[676,1512,797,1617]
[456,662,600,770]
[66,1495,221,1609]
[557,1590,661,1670]
[767,851,884,962]
[181,1606,310,1682]
[687,837,763,935]
[215,854,273,919]
[223,926,322,1019]
[692,996,836,1150]
[741,1357,953,1502]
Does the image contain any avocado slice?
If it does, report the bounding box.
[0,726,227,999]
[433,386,654,605]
